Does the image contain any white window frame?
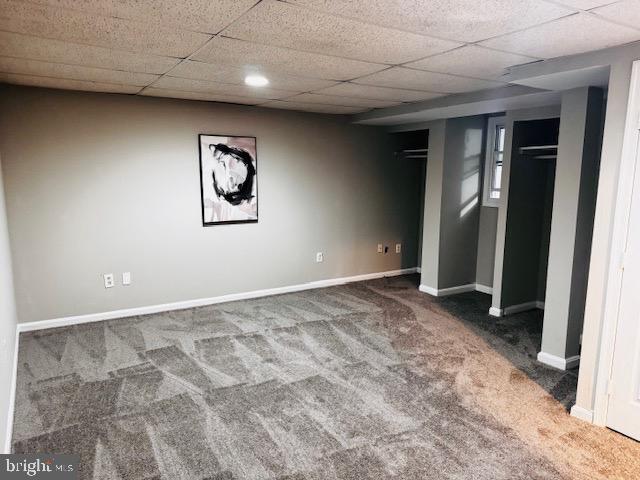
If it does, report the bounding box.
[482,116,506,208]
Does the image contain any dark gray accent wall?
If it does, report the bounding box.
[500,118,560,308]
[537,160,556,302]
[475,206,498,288]
[437,116,485,289]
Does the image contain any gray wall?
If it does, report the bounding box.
[0,158,17,453]
[419,116,485,290]
[438,116,485,289]
[0,85,422,323]
[475,206,498,288]
[420,120,446,288]
[542,87,604,359]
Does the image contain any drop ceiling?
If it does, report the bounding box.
[0,0,638,115]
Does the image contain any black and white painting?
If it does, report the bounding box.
[199,134,258,225]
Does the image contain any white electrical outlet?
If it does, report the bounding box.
[316,252,324,263]
[395,243,402,253]
[377,243,383,253]
[122,272,131,286]
[103,273,114,289]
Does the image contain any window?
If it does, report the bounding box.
[483,116,506,207]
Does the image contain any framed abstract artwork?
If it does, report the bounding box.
[198,134,258,226]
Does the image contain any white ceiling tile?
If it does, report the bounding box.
[152,76,297,99]
[0,72,141,94]
[286,0,574,42]
[592,1,640,30]
[285,92,400,108]
[546,0,617,9]
[260,100,367,114]
[191,36,387,81]
[28,0,257,34]
[315,83,447,102]
[140,88,266,105]
[221,0,461,64]
[0,32,180,74]
[480,12,640,58]
[0,57,159,86]
[405,46,538,80]
[353,67,504,94]
[0,0,211,57]
[168,61,337,91]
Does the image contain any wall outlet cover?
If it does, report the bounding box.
[377,244,383,253]
[103,273,114,289]
[395,243,402,253]
[122,272,131,286]
[316,252,324,263]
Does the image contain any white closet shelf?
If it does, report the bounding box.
[402,148,428,153]
[519,144,558,154]
[395,148,428,159]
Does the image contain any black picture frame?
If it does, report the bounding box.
[198,134,258,227]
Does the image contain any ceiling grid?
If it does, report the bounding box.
[0,0,638,114]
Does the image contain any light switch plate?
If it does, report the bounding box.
[316,252,324,263]
[122,272,131,286]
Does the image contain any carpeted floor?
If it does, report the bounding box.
[11,274,640,479]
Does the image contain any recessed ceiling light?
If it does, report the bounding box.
[245,74,269,87]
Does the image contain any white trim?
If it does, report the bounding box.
[17,268,418,333]
[592,60,640,427]
[418,284,438,296]
[419,283,493,297]
[482,115,506,208]
[503,301,540,315]
[570,405,594,423]
[489,301,544,317]
[416,267,422,273]
[4,326,19,454]
[437,284,477,296]
[475,283,493,295]
[537,351,581,370]
[419,283,476,297]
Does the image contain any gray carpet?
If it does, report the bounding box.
[8,275,614,479]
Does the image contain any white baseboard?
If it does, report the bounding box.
[503,301,540,315]
[489,300,544,317]
[419,283,491,297]
[570,404,594,423]
[418,284,438,296]
[537,351,581,370]
[475,284,493,295]
[17,267,418,333]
